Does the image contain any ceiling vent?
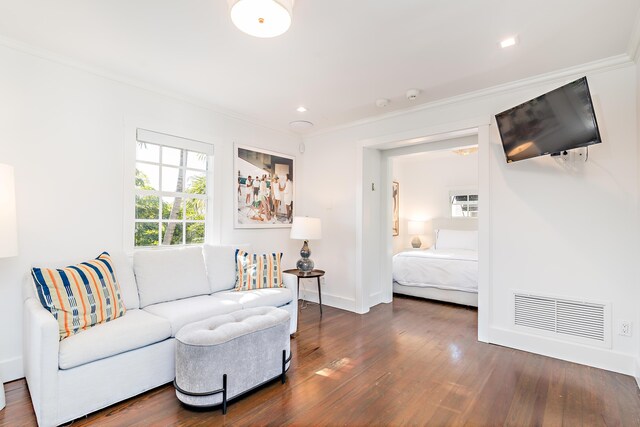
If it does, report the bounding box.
[513,291,610,348]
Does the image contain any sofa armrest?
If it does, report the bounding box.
[282,273,298,334]
[23,297,60,426]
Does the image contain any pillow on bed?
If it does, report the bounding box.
[435,229,478,251]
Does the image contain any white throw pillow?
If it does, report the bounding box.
[134,247,210,307]
[435,229,478,251]
[108,251,140,310]
[203,244,252,293]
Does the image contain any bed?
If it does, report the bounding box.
[393,228,478,307]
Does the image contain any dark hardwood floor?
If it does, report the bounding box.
[3,295,640,426]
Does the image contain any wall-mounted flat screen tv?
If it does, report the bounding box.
[495,77,602,163]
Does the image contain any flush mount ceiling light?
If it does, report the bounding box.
[452,146,479,156]
[289,120,314,130]
[296,106,307,113]
[228,0,294,38]
[500,36,518,48]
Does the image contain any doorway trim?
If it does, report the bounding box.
[355,116,491,342]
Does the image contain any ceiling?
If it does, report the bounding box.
[0,0,638,134]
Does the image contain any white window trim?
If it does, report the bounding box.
[123,128,214,252]
[449,188,478,219]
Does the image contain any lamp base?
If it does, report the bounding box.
[411,236,422,248]
[297,240,314,273]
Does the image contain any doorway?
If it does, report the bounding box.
[356,120,491,342]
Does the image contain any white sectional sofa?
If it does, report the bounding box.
[23,244,298,427]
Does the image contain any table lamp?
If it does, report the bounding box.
[290,217,321,273]
[407,220,425,248]
[0,164,18,411]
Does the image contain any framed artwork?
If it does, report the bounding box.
[234,144,295,228]
[392,181,399,236]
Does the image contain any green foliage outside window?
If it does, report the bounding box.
[134,164,207,247]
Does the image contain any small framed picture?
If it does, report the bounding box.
[234,144,295,228]
[392,181,399,236]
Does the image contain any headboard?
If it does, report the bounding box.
[431,218,478,231]
[417,218,477,248]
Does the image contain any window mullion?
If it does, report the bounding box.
[135,138,209,248]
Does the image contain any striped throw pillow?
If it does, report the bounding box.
[32,252,127,340]
[234,250,283,291]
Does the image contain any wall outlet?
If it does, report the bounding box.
[619,320,632,337]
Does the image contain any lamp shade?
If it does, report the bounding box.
[407,220,425,236]
[228,0,294,38]
[290,217,322,240]
[0,164,17,258]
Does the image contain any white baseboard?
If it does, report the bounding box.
[635,357,640,389]
[490,327,635,376]
[298,287,356,312]
[368,292,390,307]
[1,357,23,382]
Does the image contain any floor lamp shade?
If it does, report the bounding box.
[0,164,18,258]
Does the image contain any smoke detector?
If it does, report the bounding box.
[375,98,390,108]
[406,89,420,101]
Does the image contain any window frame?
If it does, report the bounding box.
[127,128,214,250]
[449,189,478,219]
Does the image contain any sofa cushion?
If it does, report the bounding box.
[214,288,293,309]
[202,244,252,293]
[108,251,139,310]
[32,252,127,341]
[143,295,242,336]
[58,309,171,369]
[134,247,210,307]
[235,250,283,291]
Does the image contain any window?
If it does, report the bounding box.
[450,191,478,218]
[134,129,213,247]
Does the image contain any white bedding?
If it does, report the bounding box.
[392,248,478,293]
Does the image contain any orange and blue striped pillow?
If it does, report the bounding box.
[234,250,283,291]
[32,252,127,341]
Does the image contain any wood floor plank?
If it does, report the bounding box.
[2,296,640,426]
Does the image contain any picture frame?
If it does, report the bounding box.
[392,181,399,236]
[234,144,295,228]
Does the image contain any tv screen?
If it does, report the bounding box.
[495,77,602,163]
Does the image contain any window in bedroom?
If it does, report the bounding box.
[450,191,478,218]
[134,129,213,247]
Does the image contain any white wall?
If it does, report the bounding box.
[391,148,478,252]
[0,44,302,381]
[636,57,640,385]
[301,61,640,375]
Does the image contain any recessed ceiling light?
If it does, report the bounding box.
[500,36,518,49]
[296,106,307,113]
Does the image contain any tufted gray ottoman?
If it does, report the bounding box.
[173,306,291,413]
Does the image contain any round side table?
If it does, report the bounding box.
[283,269,326,315]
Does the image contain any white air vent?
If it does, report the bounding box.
[513,291,610,348]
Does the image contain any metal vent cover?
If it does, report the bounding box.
[513,292,609,347]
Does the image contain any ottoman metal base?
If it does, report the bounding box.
[173,349,292,414]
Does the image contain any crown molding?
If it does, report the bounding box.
[627,8,640,62]
[0,34,299,139]
[305,54,634,140]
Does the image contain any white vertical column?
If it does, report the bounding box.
[0,163,18,410]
